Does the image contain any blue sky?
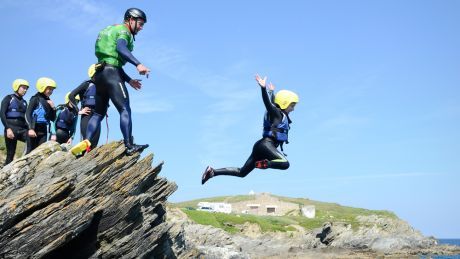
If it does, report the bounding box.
[1,0,459,238]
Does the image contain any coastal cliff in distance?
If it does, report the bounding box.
[0,140,459,258]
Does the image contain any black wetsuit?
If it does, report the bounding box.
[213,87,291,178]
[86,37,137,148]
[85,65,132,146]
[0,94,29,165]
[25,93,56,153]
[69,80,101,147]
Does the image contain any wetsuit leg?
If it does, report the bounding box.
[81,112,101,147]
[26,124,47,153]
[17,128,28,157]
[4,131,17,166]
[55,129,70,144]
[94,66,132,146]
[85,112,105,147]
[36,125,48,147]
[213,144,260,178]
[80,113,90,139]
[87,67,111,147]
[254,138,290,170]
[4,119,27,165]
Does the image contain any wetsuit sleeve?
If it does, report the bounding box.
[120,68,132,83]
[43,98,56,122]
[260,87,278,115]
[0,95,12,129]
[26,96,39,130]
[116,38,141,66]
[69,81,89,110]
[70,116,78,139]
[268,90,275,104]
[260,87,283,121]
[50,109,59,135]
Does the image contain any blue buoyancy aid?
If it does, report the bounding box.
[262,112,290,143]
[32,99,48,124]
[6,94,27,119]
[55,106,77,130]
[82,82,96,107]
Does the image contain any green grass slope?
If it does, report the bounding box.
[0,135,27,164]
[170,194,397,233]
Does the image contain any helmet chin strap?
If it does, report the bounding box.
[129,18,138,41]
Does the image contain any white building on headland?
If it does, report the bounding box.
[301,205,316,218]
[197,202,232,214]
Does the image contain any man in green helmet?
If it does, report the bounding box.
[76,7,150,156]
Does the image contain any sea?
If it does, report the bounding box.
[419,239,460,259]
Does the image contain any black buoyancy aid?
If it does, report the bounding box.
[82,82,96,107]
[262,112,290,143]
[6,94,27,119]
[56,105,77,130]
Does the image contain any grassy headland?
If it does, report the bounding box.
[170,194,397,233]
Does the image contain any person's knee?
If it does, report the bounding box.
[120,104,131,115]
[91,112,105,123]
[281,161,290,170]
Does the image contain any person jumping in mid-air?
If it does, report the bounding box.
[201,74,299,184]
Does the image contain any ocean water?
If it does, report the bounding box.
[421,239,460,259]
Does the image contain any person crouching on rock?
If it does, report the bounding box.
[25,77,56,153]
[201,74,299,185]
[50,92,80,145]
[0,79,30,165]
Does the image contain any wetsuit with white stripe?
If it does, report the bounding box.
[85,24,139,148]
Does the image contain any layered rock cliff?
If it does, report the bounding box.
[0,141,177,258]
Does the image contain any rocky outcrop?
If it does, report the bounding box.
[167,207,460,258]
[315,217,435,251]
[0,141,177,258]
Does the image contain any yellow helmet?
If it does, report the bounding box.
[36,77,57,93]
[88,64,96,78]
[12,79,30,92]
[65,92,80,104]
[274,90,299,110]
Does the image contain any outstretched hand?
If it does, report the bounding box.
[255,74,267,88]
[129,79,142,90]
[268,82,275,91]
[137,64,150,78]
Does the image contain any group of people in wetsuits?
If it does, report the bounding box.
[1,8,150,165]
[0,72,97,165]
[2,8,300,184]
[1,77,63,165]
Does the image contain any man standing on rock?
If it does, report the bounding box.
[72,8,150,156]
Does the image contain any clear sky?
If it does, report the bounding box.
[1,0,459,238]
